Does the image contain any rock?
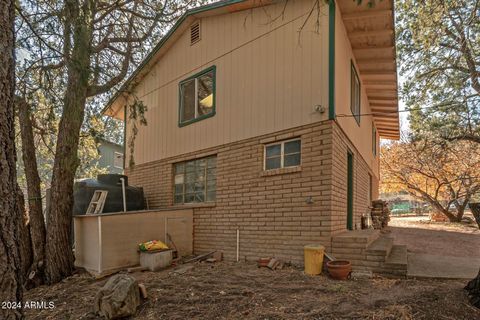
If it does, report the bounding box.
[94,274,140,319]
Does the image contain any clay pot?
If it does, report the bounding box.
[258,258,271,268]
[326,260,352,280]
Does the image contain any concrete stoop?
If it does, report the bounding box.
[331,230,407,277]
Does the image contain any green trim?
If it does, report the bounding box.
[101,0,246,116]
[178,65,216,127]
[350,60,361,125]
[328,0,336,120]
[347,151,354,230]
[123,106,127,169]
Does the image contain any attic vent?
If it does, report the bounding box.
[190,22,201,45]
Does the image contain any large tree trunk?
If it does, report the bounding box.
[465,203,480,308]
[0,0,24,318]
[17,98,46,286]
[44,3,92,284]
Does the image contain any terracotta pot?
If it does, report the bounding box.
[258,258,271,268]
[326,260,352,280]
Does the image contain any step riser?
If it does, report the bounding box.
[331,235,407,278]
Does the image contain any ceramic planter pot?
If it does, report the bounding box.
[326,260,352,280]
[258,258,271,268]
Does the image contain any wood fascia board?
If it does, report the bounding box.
[342,9,392,20]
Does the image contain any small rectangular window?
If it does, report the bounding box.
[179,66,215,126]
[114,152,123,169]
[372,125,377,156]
[351,62,361,124]
[264,139,301,170]
[174,155,216,204]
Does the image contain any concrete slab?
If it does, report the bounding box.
[407,253,480,279]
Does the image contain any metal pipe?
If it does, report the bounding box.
[236,228,240,262]
[120,177,127,212]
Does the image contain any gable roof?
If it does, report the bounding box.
[101,0,270,120]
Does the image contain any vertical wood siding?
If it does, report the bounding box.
[334,2,380,179]
[126,0,330,167]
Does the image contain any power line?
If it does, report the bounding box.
[336,98,479,119]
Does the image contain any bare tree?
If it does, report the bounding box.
[381,138,480,222]
[0,0,24,318]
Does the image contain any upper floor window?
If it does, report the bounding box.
[179,66,216,126]
[173,155,216,204]
[372,125,377,156]
[264,139,301,170]
[351,62,361,124]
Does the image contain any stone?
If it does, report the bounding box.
[94,274,140,319]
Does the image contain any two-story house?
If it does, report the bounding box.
[102,0,399,264]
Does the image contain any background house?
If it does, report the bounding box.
[97,138,124,174]
[103,0,399,263]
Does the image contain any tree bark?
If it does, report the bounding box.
[17,97,46,285]
[44,1,93,284]
[16,185,33,281]
[0,0,24,318]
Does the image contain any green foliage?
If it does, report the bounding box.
[396,0,480,142]
[15,96,108,194]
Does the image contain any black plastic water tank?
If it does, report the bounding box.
[73,174,145,215]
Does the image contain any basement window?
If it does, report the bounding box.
[179,66,216,126]
[351,62,361,125]
[264,139,301,170]
[174,156,216,204]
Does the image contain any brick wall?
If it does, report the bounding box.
[330,121,379,235]
[126,120,378,264]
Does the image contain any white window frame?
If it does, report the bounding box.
[113,152,124,169]
[263,138,301,171]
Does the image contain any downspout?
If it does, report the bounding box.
[120,177,127,212]
[328,0,336,121]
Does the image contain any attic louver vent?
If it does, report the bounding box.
[190,22,200,45]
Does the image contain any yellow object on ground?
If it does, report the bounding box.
[304,244,325,275]
[139,240,169,252]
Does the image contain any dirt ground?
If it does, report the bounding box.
[24,261,479,320]
[389,216,480,257]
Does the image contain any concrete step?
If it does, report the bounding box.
[332,229,380,246]
[385,245,408,267]
[366,236,394,257]
[382,245,408,276]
